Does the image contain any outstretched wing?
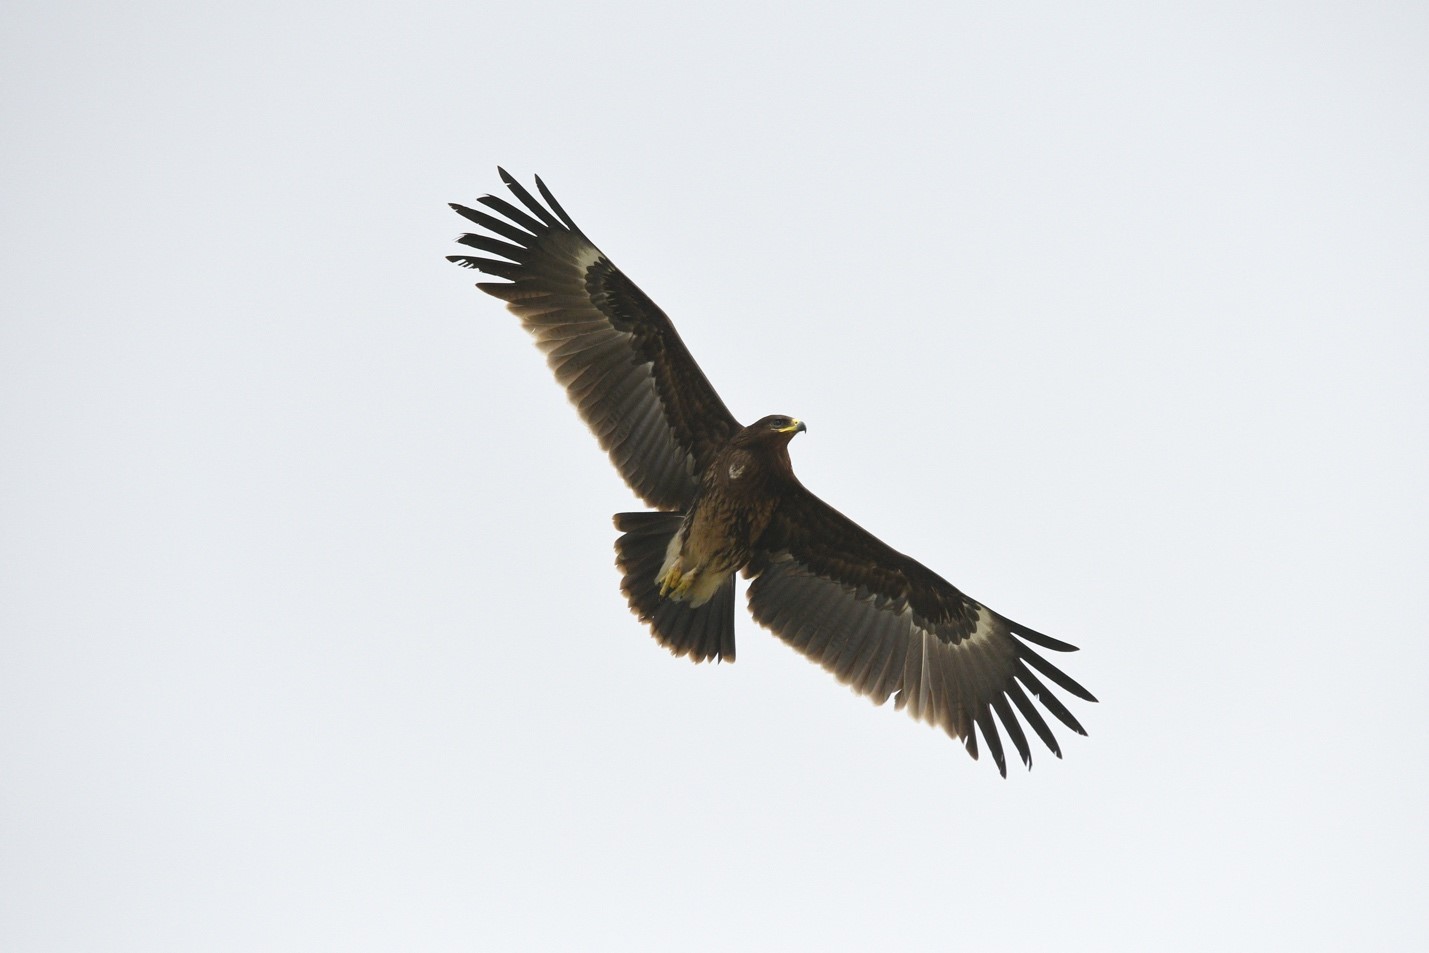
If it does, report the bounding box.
[448,169,741,510]
[747,488,1096,776]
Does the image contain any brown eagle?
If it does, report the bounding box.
[449,170,1095,775]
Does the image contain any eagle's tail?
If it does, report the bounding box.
[613,511,737,663]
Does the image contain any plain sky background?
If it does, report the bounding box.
[4,1,1427,950]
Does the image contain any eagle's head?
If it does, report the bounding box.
[748,414,806,439]
[730,415,806,471]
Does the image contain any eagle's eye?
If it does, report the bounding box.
[769,417,787,429]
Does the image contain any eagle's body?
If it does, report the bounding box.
[449,170,1096,775]
[657,416,803,608]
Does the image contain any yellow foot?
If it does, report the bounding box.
[658,565,692,599]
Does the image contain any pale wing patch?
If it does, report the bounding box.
[571,243,603,272]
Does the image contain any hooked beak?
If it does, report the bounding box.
[779,419,807,435]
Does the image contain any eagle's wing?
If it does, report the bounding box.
[747,487,1096,776]
[448,169,740,510]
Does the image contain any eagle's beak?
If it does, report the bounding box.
[780,419,807,435]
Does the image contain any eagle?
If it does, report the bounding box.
[449,170,1095,775]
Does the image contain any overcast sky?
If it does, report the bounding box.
[4,2,1427,950]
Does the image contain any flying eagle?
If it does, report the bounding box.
[449,170,1095,775]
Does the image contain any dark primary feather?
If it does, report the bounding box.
[748,488,1096,777]
[448,169,740,510]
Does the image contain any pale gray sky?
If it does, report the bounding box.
[3,1,1427,950]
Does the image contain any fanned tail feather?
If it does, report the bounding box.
[614,512,736,662]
